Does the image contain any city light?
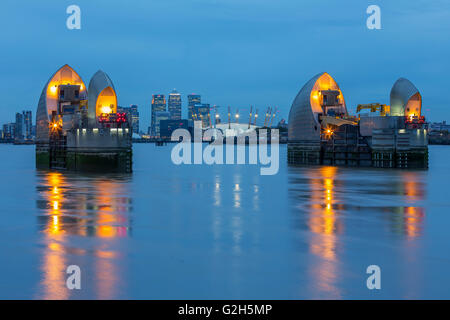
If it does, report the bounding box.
[101,105,112,114]
[50,119,62,131]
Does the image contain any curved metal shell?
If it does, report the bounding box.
[87,70,117,125]
[36,64,86,143]
[288,72,347,142]
[390,78,421,117]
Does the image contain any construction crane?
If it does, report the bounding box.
[356,103,390,116]
[248,106,253,129]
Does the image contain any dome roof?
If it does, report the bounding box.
[288,72,346,142]
[36,64,86,143]
[87,70,117,125]
[390,78,421,117]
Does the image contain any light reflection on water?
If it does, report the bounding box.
[35,171,132,299]
[2,144,449,299]
[36,160,427,299]
[307,167,341,298]
[289,166,425,238]
[288,165,426,299]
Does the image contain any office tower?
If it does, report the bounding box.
[168,89,182,120]
[193,103,211,128]
[151,94,166,136]
[23,110,32,140]
[130,105,139,134]
[15,113,24,141]
[2,123,15,140]
[187,94,201,120]
[160,119,189,138]
[154,111,170,137]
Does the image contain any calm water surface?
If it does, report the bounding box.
[0,144,449,299]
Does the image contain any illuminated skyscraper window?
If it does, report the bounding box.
[151,94,166,136]
[168,89,182,120]
[187,94,201,120]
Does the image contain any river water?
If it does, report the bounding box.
[0,144,449,299]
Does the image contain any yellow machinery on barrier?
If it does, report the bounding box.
[356,103,390,116]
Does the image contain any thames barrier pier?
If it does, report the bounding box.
[287,73,428,168]
[36,65,132,172]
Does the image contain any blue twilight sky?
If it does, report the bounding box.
[0,0,449,129]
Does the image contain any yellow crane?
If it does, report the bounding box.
[356,103,390,116]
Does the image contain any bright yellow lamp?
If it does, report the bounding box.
[101,105,112,114]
